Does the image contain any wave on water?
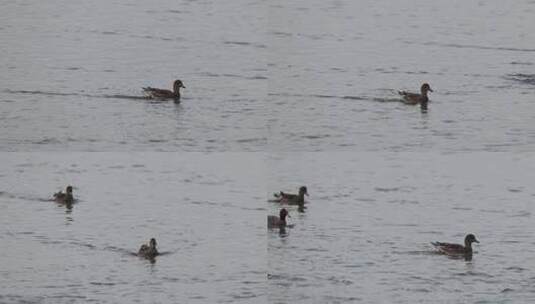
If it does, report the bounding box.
[510,61,533,66]
[4,89,151,100]
[268,92,405,104]
[505,74,535,85]
[197,71,267,80]
[417,41,535,53]
[0,295,45,304]
[103,245,176,258]
[223,40,267,49]
[0,191,53,203]
[102,94,151,100]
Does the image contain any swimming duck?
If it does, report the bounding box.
[398,83,433,106]
[273,186,308,206]
[138,238,159,259]
[53,186,73,204]
[143,79,185,101]
[431,234,479,255]
[268,208,289,229]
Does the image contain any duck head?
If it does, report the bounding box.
[420,83,433,94]
[279,208,289,221]
[173,79,186,91]
[299,186,309,197]
[66,186,73,194]
[464,234,479,247]
[150,238,157,249]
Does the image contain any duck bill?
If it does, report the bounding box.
[429,88,433,92]
[474,239,479,243]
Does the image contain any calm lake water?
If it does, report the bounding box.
[266,0,535,152]
[268,153,535,303]
[1,0,534,303]
[0,0,268,151]
[1,0,534,151]
[0,153,266,303]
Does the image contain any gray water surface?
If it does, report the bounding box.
[1,0,268,151]
[266,0,535,151]
[1,0,535,151]
[1,0,535,303]
[268,152,535,303]
[0,153,266,303]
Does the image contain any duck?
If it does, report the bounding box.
[53,186,74,204]
[273,186,308,207]
[138,238,159,259]
[142,79,185,101]
[268,208,289,229]
[431,234,479,255]
[398,83,433,107]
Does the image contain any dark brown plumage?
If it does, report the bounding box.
[273,186,308,207]
[143,79,185,101]
[138,238,159,259]
[432,234,479,255]
[399,83,433,105]
[268,208,289,229]
[53,186,73,204]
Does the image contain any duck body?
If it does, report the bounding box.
[432,234,479,255]
[273,186,308,206]
[143,79,185,101]
[138,238,159,259]
[268,208,289,229]
[399,83,433,106]
[53,186,74,204]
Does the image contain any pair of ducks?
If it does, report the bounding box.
[53,187,159,260]
[143,80,433,107]
[268,186,309,229]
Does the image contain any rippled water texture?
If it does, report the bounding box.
[0,153,266,303]
[268,153,535,303]
[0,0,268,151]
[266,0,535,151]
[1,0,535,151]
[2,0,535,303]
